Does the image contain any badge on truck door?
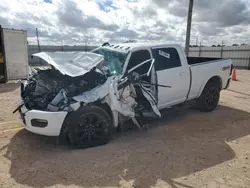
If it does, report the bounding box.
[222,65,230,71]
[159,50,170,59]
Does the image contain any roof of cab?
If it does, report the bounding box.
[100,42,181,53]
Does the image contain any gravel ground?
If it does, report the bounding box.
[0,70,250,188]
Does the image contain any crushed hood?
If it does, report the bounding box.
[33,52,104,77]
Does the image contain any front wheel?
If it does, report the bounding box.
[196,82,220,112]
[63,106,113,148]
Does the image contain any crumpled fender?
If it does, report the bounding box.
[72,76,137,127]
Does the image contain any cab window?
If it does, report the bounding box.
[127,50,151,74]
[152,48,181,71]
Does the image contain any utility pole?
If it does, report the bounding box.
[36,28,42,64]
[185,0,194,56]
[199,41,202,57]
[61,41,64,51]
[85,40,87,52]
[36,28,41,52]
[221,41,224,58]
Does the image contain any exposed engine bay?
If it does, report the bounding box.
[21,67,107,111]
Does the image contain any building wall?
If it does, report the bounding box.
[189,45,250,70]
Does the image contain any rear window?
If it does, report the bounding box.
[152,48,181,71]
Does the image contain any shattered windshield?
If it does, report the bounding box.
[92,48,128,76]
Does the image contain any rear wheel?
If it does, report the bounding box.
[197,82,220,112]
[63,106,113,148]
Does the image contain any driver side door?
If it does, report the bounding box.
[125,49,160,118]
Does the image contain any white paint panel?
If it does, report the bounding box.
[3,29,29,80]
[20,105,68,136]
[153,45,190,109]
[189,59,232,99]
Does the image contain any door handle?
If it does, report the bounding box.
[179,72,185,76]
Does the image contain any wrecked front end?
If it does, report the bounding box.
[17,52,110,136]
[21,67,106,112]
[16,51,161,145]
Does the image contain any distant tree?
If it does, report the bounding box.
[189,45,199,48]
[212,45,216,47]
[217,44,221,47]
[241,43,247,46]
[232,44,239,46]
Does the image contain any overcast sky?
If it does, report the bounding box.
[0,0,249,46]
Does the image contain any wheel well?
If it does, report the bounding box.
[59,102,114,144]
[94,102,113,121]
[198,76,222,98]
[59,102,113,141]
[206,76,222,90]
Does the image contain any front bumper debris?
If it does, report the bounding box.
[19,104,68,136]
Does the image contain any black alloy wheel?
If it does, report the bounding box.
[197,81,220,112]
[204,87,220,110]
[64,106,113,148]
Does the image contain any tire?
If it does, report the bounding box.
[196,81,220,112]
[63,105,113,148]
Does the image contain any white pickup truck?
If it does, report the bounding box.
[15,43,232,148]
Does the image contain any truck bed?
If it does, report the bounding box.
[187,57,222,65]
[187,58,232,101]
